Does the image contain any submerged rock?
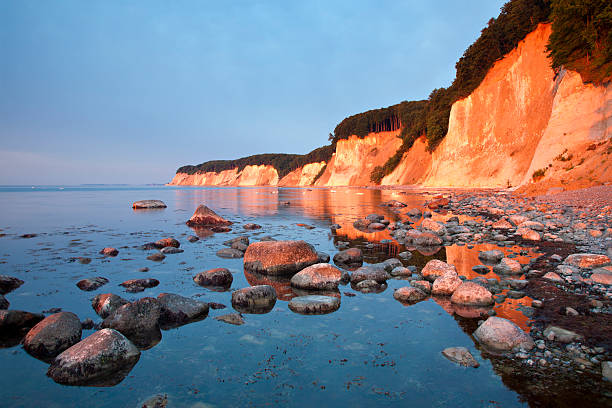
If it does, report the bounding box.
[333,248,363,269]
[216,248,244,259]
[193,268,233,288]
[215,313,244,326]
[450,282,494,306]
[146,253,165,262]
[157,293,209,329]
[473,316,534,353]
[442,347,479,368]
[99,247,118,257]
[393,287,428,303]
[132,200,166,209]
[120,278,159,293]
[244,240,319,275]
[231,285,277,314]
[47,328,140,386]
[23,312,82,360]
[140,394,168,408]
[92,294,129,319]
[0,275,24,295]
[155,238,180,248]
[186,204,232,227]
[290,263,342,291]
[76,277,109,292]
[288,295,340,315]
[161,247,183,255]
[243,223,262,230]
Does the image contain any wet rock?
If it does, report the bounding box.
[564,253,610,269]
[543,326,583,343]
[472,265,490,275]
[76,277,109,292]
[602,361,612,382]
[186,204,232,227]
[393,287,427,303]
[492,219,513,230]
[231,241,249,252]
[77,257,91,264]
[350,265,389,284]
[140,394,168,408]
[23,312,82,360]
[290,263,342,290]
[216,248,244,259]
[414,232,443,246]
[207,302,226,310]
[333,248,363,269]
[506,290,526,299]
[543,272,564,282]
[132,200,166,209]
[421,218,446,235]
[369,222,386,230]
[231,285,277,314]
[442,347,479,368]
[157,293,209,329]
[478,250,504,263]
[0,310,44,331]
[99,247,118,257]
[215,313,244,325]
[193,268,233,288]
[244,240,319,275]
[47,328,140,386]
[390,266,412,277]
[591,267,612,285]
[147,253,165,262]
[398,251,412,260]
[243,223,262,230]
[473,316,534,353]
[101,297,162,350]
[410,280,431,293]
[119,278,159,293]
[223,236,249,247]
[353,218,372,230]
[450,282,494,306]
[492,258,522,275]
[0,275,24,294]
[428,197,449,209]
[516,227,540,241]
[92,294,129,319]
[381,258,403,272]
[288,295,340,315]
[354,280,387,293]
[0,294,8,309]
[187,235,199,243]
[432,274,462,296]
[421,260,457,282]
[155,238,180,249]
[81,319,94,330]
[317,252,330,263]
[509,215,529,226]
[160,247,183,255]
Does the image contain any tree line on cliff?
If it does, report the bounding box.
[178,0,611,184]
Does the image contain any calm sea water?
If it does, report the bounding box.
[0,185,534,407]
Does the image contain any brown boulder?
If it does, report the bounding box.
[0,275,24,294]
[231,285,277,314]
[76,277,109,292]
[193,268,233,288]
[421,260,457,282]
[155,238,180,248]
[99,247,118,257]
[244,240,319,275]
[290,263,342,290]
[393,287,428,303]
[101,297,162,350]
[450,282,494,306]
[564,253,610,269]
[157,293,209,329]
[23,312,82,360]
[473,316,534,353]
[132,200,166,209]
[333,248,363,268]
[432,274,463,296]
[92,293,129,319]
[186,204,232,227]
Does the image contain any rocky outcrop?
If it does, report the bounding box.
[278,161,327,186]
[170,164,279,186]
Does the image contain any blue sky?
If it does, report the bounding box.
[0,0,506,184]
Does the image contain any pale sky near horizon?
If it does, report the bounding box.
[0,0,506,185]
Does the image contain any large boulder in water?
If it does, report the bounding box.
[101,297,162,350]
[0,309,44,331]
[288,295,340,315]
[23,312,82,361]
[132,200,166,209]
[92,293,129,319]
[333,248,363,269]
[432,274,462,296]
[473,316,534,353]
[186,204,232,227]
[393,287,428,304]
[421,260,457,282]
[244,240,319,275]
[193,268,233,288]
[231,285,277,314]
[0,275,24,294]
[157,293,209,329]
[290,263,343,290]
[451,282,494,306]
[47,328,140,386]
[350,265,389,284]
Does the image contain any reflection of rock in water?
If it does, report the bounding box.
[244,270,295,301]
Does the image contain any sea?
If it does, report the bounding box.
[0,185,538,407]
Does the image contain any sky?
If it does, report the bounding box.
[0,0,507,185]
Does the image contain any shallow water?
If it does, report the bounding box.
[0,186,536,407]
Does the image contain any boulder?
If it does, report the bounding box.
[187,235,199,243]
[154,238,180,248]
[215,313,245,325]
[350,265,389,284]
[414,232,443,246]
[160,247,183,255]
[564,253,610,269]
[47,328,140,386]
[0,275,24,294]
[290,263,342,290]
[517,220,545,231]
[243,223,262,230]
[543,326,583,343]
[288,295,340,315]
[99,247,118,257]
[0,294,8,309]
[421,260,457,282]
[333,248,363,268]
[244,241,319,275]
[516,227,540,241]
[132,200,166,209]
[441,347,479,368]
[317,252,330,263]
[231,285,277,314]
[23,312,82,360]
[147,253,165,262]
[101,297,162,350]
[0,310,44,331]
[193,268,233,288]
[410,280,432,293]
[119,278,159,293]
[421,219,446,236]
[473,316,534,352]
[353,280,387,293]
[223,236,249,247]
[393,287,428,303]
[450,282,494,306]
[591,267,612,285]
[216,248,244,259]
[92,294,129,319]
[492,258,522,275]
[432,274,463,296]
[543,272,563,282]
[492,219,513,230]
[157,293,209,329]
[389,266,412,277]
[76,277,108,292]
[478,250,504,263]
[186,204,232,227]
